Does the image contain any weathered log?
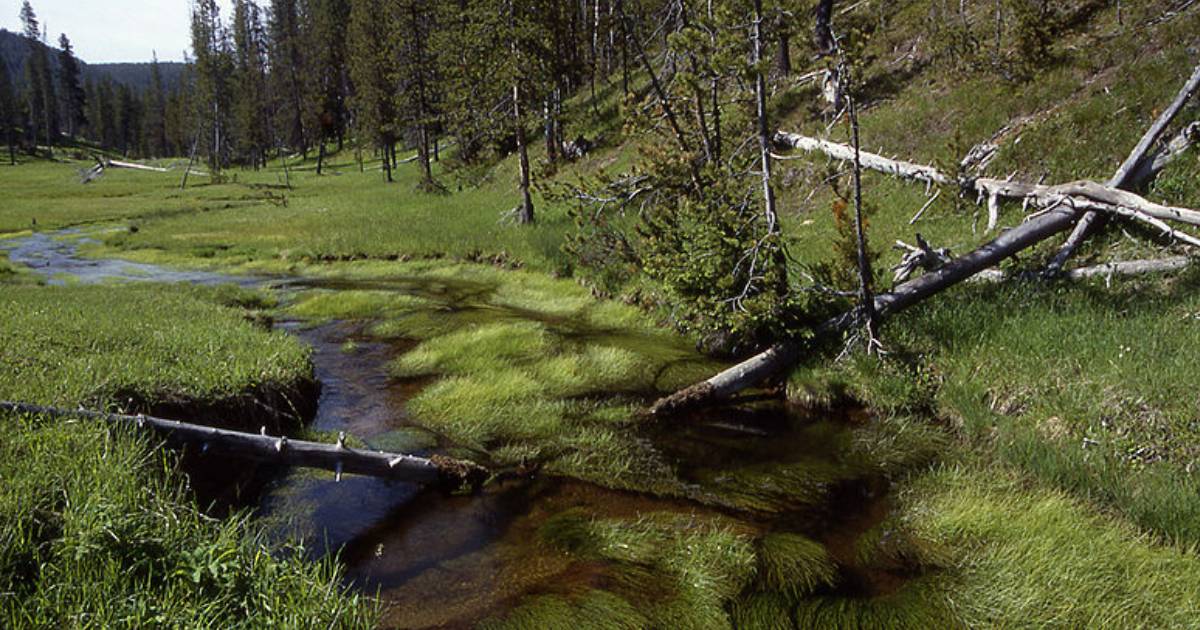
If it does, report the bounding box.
[1047,63,1200,273]
[972,256,1192,283]
[774,131,952,186]
[655,69,1200,415]
[0,401,487,489]
[1131,121,1199,186]
[650,205,1082,415]
[774,131,1200,232]
[107,159,171,173]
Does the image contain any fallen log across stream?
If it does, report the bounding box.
[0,401,487,490]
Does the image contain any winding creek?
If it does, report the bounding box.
[1,231,937,628]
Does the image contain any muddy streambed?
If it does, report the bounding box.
[1,232,942,628]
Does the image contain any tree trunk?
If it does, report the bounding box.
[650,203,1082,416]
[0,402,485,488]
[1046,62,1200,274]
[776,34,792,77]
[514,83,535,224]
[752,0,787,296]
[316,141,325,175]
[847,79,879,347]
[382,141,393,183]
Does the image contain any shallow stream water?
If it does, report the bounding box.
[2,231,926,628]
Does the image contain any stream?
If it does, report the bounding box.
[1,232,931,628]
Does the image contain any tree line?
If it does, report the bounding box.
[0,2,193,164]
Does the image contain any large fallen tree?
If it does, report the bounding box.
[652,64,1200,415]
[0,401,487,490]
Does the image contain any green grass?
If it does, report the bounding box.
[0,412,378,628]
[1,3,1199,627]
[901,465,1200,628]
[0,283,311,414]
[810,271,1200,545]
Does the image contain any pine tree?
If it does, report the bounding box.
[232,0,271,167]
[143,53,168,157]
[57,34,86,139]
[302,0,350,175]
[269,0,309,157]
[389,0,439,188]
[190,0,235,173]
[348,0,397,181]
[19,1,46,150]
[0,61,18,164]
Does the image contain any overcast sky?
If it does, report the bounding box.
[1,1,232,63]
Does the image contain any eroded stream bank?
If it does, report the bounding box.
[2,232,951,628]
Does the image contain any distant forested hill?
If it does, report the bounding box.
[0,29,183,91]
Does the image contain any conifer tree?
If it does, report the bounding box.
[0,61,18,164]
[389,0,439,188]
[144,53,168,157]
[269,0,309,156]
[348,0,397,181]
[19,1,46,150]
[232,0,272,167]
[190,0,235,173]
[302,0,350,174]
[57,34,86,139]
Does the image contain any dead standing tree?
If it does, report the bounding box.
[651,62,1200,416]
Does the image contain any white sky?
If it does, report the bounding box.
[1,0,233,63]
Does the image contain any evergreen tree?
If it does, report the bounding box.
[57,34,86,139]
[268,0,309,156]
[347,0,397,181]
[389,0,439,187]
[232,0,271,167]
[190,0,235,173]
[143,53,168,157]
[96,78,117,150]
[0,61,18,164]
[19,1,46,150]
[301,0,350,174]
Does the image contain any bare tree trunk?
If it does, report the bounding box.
[316,140,325,176]
[752,0,787,296]
[1046,62,1200,274]
[180,135,199,190]
[514,83,535,224]
[0,402,485,488]
[847,80,879,348]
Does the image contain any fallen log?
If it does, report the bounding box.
[774,131,1200,230]
[1047,62,1200,273]
[650,204,1083,415]
[107,159,171,173]
[0,401,487,489]
[774,131,952,187]
[972,256,1192,283]
[655,66,1200,415]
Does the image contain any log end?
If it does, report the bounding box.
[648,382,717,418]
[431,454,489,493]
